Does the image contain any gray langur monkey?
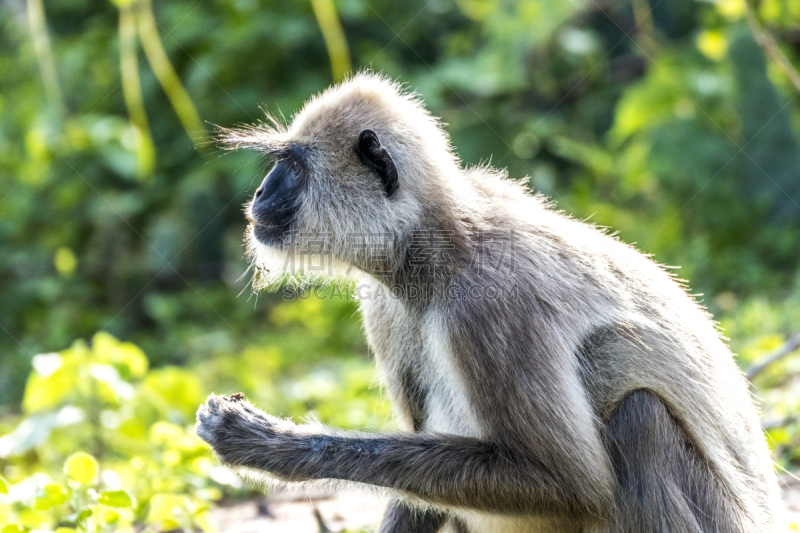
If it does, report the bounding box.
[196,73,785,533]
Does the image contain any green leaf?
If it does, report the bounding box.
[0,407,85,458]
[98,490,132,508]
[64,451,98,484]
[0,476,7,494]
[66,508,93,522]
[141,367,203,421]
[92,331,148,379]
[22,363,71,413]
[2,525,25,533]
[34,483,68,510]
[96,507,120,524]
[147,492,186,530]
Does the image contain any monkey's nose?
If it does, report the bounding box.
[252,159,298,217]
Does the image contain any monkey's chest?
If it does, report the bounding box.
[452,513,584,533]
[392,321,482,437]
[361,296,483,437]
[417,347,482,437]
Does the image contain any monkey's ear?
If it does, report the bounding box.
[355,129,399,198]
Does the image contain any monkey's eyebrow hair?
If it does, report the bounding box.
[235,141,299,162]
[272,144,310,162]
[265,146,293,159]
[215,125,311,164]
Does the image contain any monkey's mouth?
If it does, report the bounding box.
[246,210,278,240]
[247,216,295,249]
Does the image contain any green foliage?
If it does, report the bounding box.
[0,0,799,407]
[717,278,800,468]
[0,334,217,531]
[0,300,388,530]
[2,451,141,532]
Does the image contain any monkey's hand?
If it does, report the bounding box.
[196,393,296,473]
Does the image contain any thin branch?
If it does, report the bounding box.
[747,332,800,381]
[743,0,800,93]
[313,507,332,533]
[763,415,798,430]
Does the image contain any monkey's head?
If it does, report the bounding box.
[220,73,462,289]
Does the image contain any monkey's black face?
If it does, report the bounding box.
[250,154,304,246]
[248,130,397,249]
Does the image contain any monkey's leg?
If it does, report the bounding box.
[600,389,739,533]
[197,395,612,518]
[378,498,447,533]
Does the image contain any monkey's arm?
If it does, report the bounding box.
[196,395,612,517]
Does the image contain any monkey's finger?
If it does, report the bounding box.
[195,411,216,445]
[195,420,214,445]
[195,395,227,444]
[202,393,228,415]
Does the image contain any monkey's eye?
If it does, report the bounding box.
[291,160,302,176]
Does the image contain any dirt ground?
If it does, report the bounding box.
[211,487,388,533]
[212,475,800,532]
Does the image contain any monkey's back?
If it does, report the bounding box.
[476,169,784,529]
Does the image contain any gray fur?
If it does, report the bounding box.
[197,73,785,532]
[379,498,448,533]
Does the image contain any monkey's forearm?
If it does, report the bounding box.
[271,432,589,512]
[197,395,608,516]
[244,431,602,515]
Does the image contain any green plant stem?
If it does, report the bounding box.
[136,0,206,148]
[26,0,65,118]
[311,0,352,83]
[89,377,104,462]
[119,3,156,179]
[631,0,657,57]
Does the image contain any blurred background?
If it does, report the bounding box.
[1,0,800,530]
